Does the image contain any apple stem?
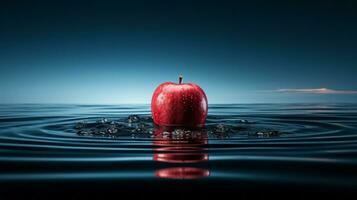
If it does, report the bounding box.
[179,75,183,84]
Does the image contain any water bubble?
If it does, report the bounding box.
[127,115,140,123]
[107,126,118,134]
[130,123,151,134]
[253,130,280,137]
[239,119,249,123]
[97,118,109,124]
[77,130,89,135]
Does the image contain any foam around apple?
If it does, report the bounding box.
[151,75,208,127]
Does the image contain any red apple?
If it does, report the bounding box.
[151,75,208,127]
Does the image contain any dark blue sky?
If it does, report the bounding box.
[1,0,357,103]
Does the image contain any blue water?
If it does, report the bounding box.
[1,104,357,197]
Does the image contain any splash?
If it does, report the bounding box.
[74,115,282,138]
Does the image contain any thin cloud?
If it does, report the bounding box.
[273,88,357,94]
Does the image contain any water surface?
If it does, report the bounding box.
[1,104,357,197]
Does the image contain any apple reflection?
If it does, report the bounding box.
[152,126,210,179]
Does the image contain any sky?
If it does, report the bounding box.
[0,0,357,104]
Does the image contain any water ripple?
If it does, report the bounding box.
[0,104,356,188]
